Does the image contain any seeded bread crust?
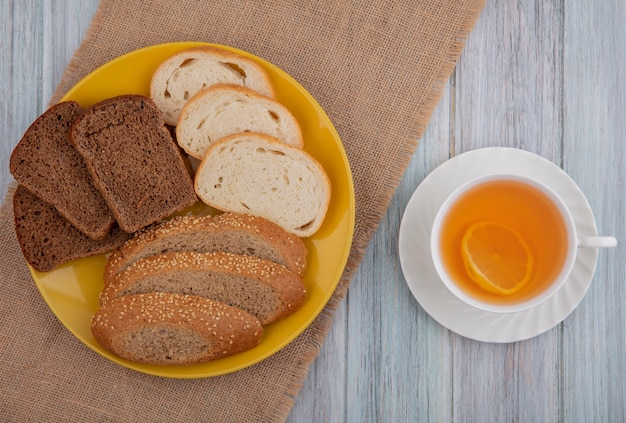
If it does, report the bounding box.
[150,45,275,126]
[103,212,307,285]
[69,95,197,233]
[91,292,263,365]
[13,185,131,272]
[9,101,116,240]
[100,251,307,325]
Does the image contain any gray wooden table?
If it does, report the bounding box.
[2,1,624,421]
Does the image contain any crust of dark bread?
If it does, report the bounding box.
[68,95,197,233]
[13,185,131,272]
[9,101,116,240]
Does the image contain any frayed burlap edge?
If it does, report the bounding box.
[313,0,487,324]
[269,1,487,420]
[38,1,487,421]
[50,1,116,105]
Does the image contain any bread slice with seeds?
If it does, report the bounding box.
[9,101,117,240]
[103,212,307,285]
[176,84,303,159]
[194,132,331,237]
[100,251,306,325]
[69,95,198,233]
[91,292,263,365]
[150,45,275,126]
[13,185,131,272]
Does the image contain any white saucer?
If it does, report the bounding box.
[398,147,598,343]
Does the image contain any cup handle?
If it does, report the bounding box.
[578,236,617,248]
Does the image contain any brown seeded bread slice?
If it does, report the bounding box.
[68,95,198,233]
[13,185,131,272]
[9,101,116,239]
[91,292,263,365]
[100,251,307,325]
[103,212,307,285]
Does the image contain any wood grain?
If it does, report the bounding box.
[2,1,624,422]
[290,1,624,422]
[451,2,562,421]
[561,2,626,421]
[0,0,99,199]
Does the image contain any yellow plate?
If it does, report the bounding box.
[30,42,355,378]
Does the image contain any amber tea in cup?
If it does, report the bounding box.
[431,172,615,313]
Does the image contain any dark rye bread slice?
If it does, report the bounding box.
[103,212,307,285]
[91,292,263,365]
[9,101,116,239]
[69,95,197,233]
[13,185,131,272]
[100,251,307,325]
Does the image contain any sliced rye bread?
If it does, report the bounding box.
[68,95,197,233]
[150,45,275,126]
[9,101,116,240]
[100,251,307,325]
[176,84,303,159]
[103,212,307,285]
[194,132,331,237]
[91,292,263,365]
[13,185,131,272]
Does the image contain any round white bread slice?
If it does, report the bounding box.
[150,46,275,126]
[103,212,308,285]
[176,84,303,159]
[100,251,307,325]
[91,292,263,365]
[194,133,331,237]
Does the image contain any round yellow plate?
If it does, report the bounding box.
[30,42,355,378]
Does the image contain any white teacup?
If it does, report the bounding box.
[431,172,616,313]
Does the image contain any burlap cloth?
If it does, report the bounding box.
[0,1,484,421]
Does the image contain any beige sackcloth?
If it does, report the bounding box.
[0,1,485,421]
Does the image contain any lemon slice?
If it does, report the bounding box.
[461,221,534,296]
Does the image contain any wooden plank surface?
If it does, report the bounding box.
[451,2,563,421]
[1,1,624,422]
[290,1,625,422]
[561,2,626,422]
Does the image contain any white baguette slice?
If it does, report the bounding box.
[176,84,303,159]
[103,212,307,285]
[195,133,331,237]
[100,251,307,325]
[150,46,275,126]
[91,292,263,365]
